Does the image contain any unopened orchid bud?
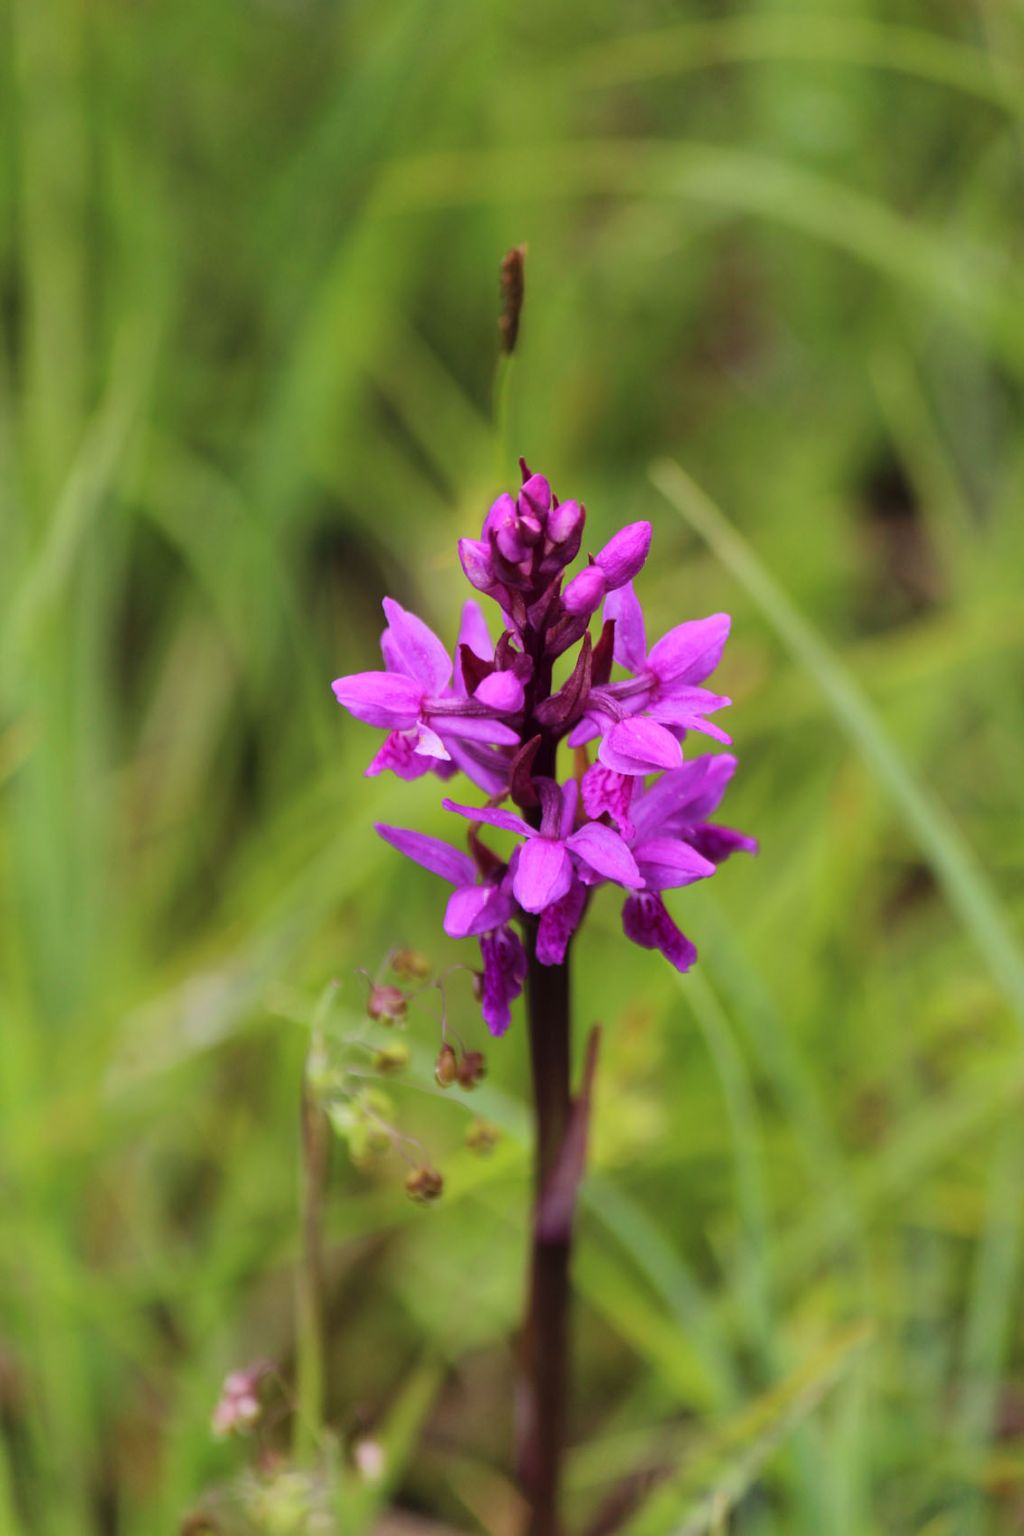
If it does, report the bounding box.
[373,1042,409,1074]
[547,497,583,545]
[435,1042,459,1087]
[485,493,528,563]
[367,984,407,1023]
[390,947,431,980]
[517,510,544,547]
[598,717,682,775]
[458,537,497,592]
[406,1165,444,1203]
[465,1119,501,1155]
[474,670,524,712]
[562,563,607,617]
[518,472,551,523]
[483,491,517,539]
[595,520,652,589]
[457,1049,487,1089]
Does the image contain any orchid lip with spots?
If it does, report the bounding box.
[331,460,755,1036]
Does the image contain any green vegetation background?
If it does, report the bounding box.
[2,0,1023,1531]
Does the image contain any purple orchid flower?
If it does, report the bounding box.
[332,598,523,778]
[535,879,589,966]
[616,754,757,972]
[332,462,754,1036]
[442,600,527,795]
[442,778,642,915]
[628,753,757,861]
[374,822,526,1035]
[374,823,514,939]
[334,458,758,1536]
[568,582,733,775]
[621,893,699,974]
[478,926,529,1037]
[459,468,586,611]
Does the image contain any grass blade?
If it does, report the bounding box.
[649,458,1024,1032]
[620,1323,872,1535]
[574,16,1022,113]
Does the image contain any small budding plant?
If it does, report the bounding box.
[328,461,756,1532]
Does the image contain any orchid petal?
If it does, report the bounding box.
[473,671,525,713]
[684,823,759,864]
[566,822,643,888]
[691,718,733,745]
[331,671,423,729]
[380,628,404,674]
[674,754,738,819]
[536,779,564,838]
[633,836,716,890]
[365,731,433,781]
[457,599,494,662]
[647,614,730,686]
[445,739,512,797]
[581,763,636,838]
[536,881,587,965]
[559,778,580,840]
[603,582,647,673]
[444,881,517,939]
[412,724,451,760]
[375,823,476,886]
[622,892,697,972]
[434,714,521,746]
[661,714,734,746]
[647,685,731,722]
[381,598,452,694]
[442,799,533,837]
[512,838,573,913]
[479,926,527,1037]
[631,755,738,841]
[566,715,601,748]
[598,717,683,775]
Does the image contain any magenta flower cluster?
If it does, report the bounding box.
[332,464,755,1036]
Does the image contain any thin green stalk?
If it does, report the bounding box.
[295,1074,329,1463]
[493,351,517,485]
[295,993,336,1464]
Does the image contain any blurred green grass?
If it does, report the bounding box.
[2,0,1024,1531]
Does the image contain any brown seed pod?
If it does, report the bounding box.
[457,1050,487,1089]
[435,1042,459,1088]
[367,984,407,1023]
[405,1165,444,1203]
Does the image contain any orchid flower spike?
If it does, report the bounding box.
[331,463,754,1033]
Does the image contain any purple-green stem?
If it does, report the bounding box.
[519,936,573,1535]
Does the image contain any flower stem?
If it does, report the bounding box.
[493,350,516,485]
[295,1073,328,1463]
[519,930,573,1536]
